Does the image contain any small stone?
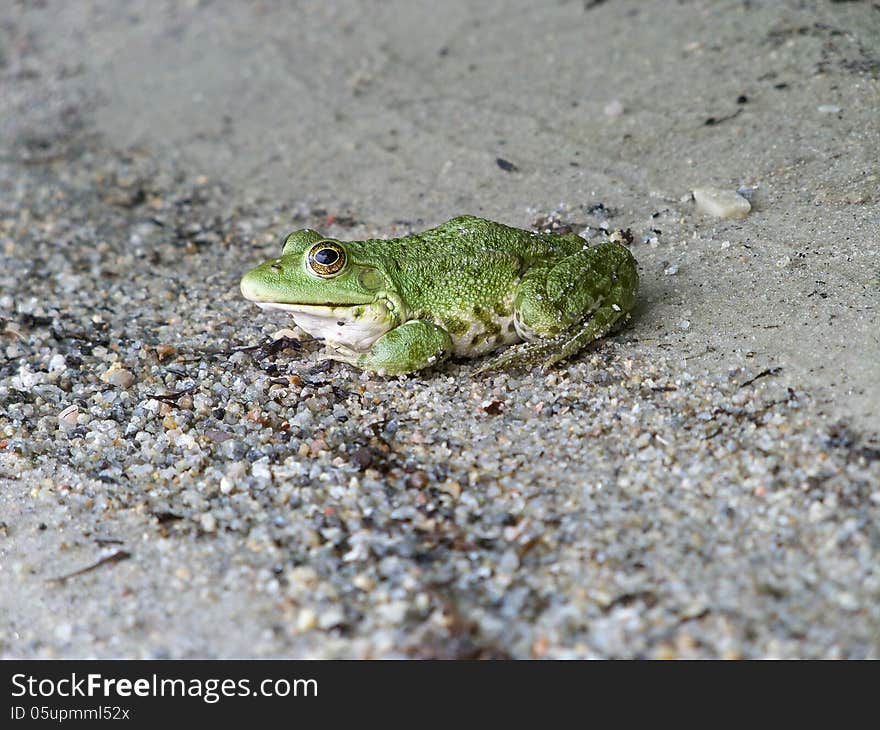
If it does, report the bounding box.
[297,609,317,632]
[693,187,751,219]
[204,429,232,443]
[154,344,177,361]
[664,263,679,275]
[57,404,79,426]
[48,354,66,373]
[317,607,344,630]
[604,99,624,117]
[200,513,217,532]
[440,480,462,499]
[100,363,135,388]
[817,105,841,114]
[252,458,272,480]
[376,601,408,624]
[349,447,373,470]
[808,501,827,523]
[679,319,691,330]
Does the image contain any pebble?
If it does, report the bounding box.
[57,404,79,426]
[48,354,66,373]
[100,363,136,388]
[817,105,841,114]
[297,609,318,632]
[603,99,625,118]
[693,187,752,219]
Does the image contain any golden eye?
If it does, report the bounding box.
[307,241,346,277]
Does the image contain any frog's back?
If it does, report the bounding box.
[419,215,581,261]
[357,216,576,357]
[385,216,559,304]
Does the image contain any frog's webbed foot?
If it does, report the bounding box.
[317,343,358,362]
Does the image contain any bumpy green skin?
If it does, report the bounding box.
[240,215,638,375]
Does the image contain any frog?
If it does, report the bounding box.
[239,215,638,375]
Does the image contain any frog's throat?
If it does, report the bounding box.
[254,301,393,352]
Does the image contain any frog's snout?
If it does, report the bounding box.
[240,267,266,302]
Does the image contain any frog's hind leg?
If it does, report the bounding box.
[477,305,628,373]
[539,304,629,370]
[477,241,637,373]
[475,336,562,374]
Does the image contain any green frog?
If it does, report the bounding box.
[240,215,638,375]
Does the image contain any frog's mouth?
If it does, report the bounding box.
[253,301,391,352]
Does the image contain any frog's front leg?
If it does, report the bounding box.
[327,319,453,376]
[479,241,638,372]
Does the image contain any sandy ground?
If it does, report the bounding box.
[1,0,878,658]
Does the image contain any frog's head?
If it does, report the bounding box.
[240,229,388,307]
[240,229,394,351]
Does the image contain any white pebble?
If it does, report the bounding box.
[376,601,408,624]
[57,404,79,426]
[252,458,272,480]
[297,609,318,632]
[817,105,841,114]
[100,364,135,388]
[693,187,751,219]
[318,607,345,630]
[48,354,66,373]
[13,364,45,388]
[679,320,691,330]
[604,99,624,117]
[664,263,679,275]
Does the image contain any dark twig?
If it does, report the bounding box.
[739,367,782,389]
[47,550,131,584]
[704,108,743,126]
[147,383,198,406]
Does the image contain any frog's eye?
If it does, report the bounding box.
[306,241,347,278]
